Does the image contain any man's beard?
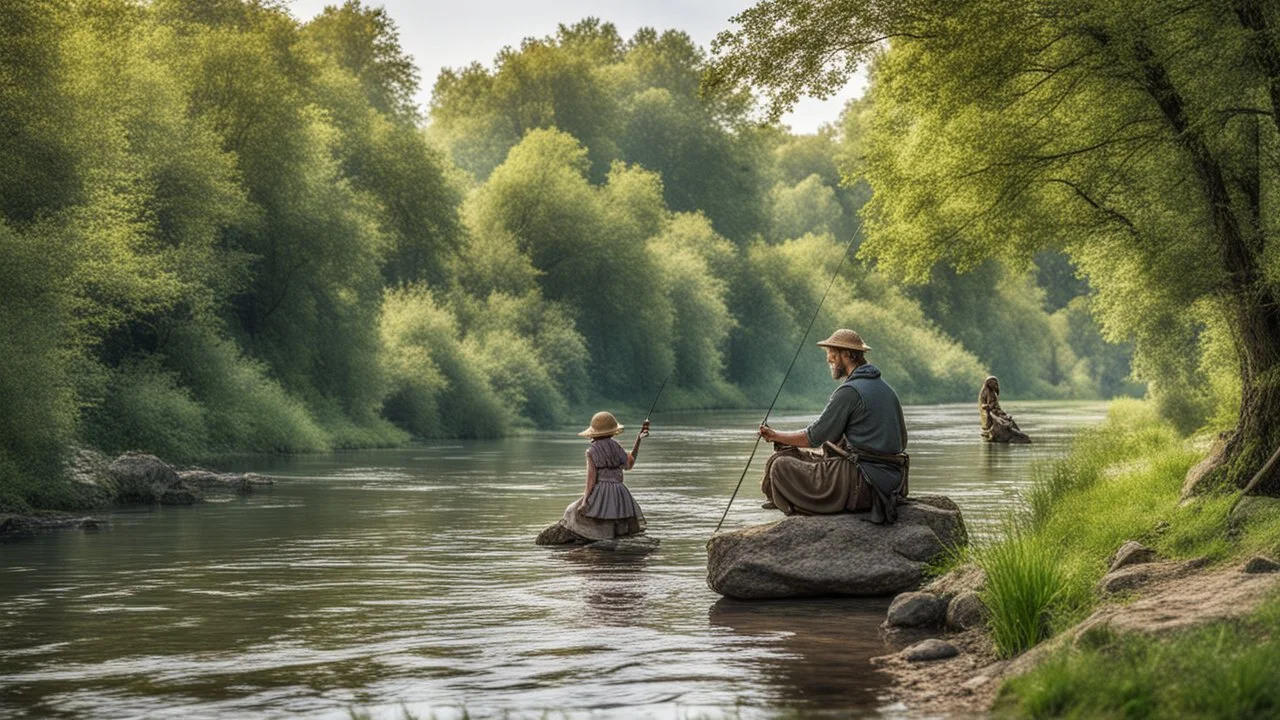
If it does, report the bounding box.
[829,362,848,380]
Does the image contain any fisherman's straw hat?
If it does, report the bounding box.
[816,328,872,352]
[578,411,625,438]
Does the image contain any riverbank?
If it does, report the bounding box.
[0,448,271,540]
[877,400,1280,717]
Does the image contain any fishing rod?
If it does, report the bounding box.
[713,219,865,534]
[645,375,669,422]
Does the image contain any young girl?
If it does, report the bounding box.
[560,411,649,540]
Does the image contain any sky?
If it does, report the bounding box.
[284,0,867,134]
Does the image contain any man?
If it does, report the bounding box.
[758,328,909,523]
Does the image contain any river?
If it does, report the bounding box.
[0,402,1107,719]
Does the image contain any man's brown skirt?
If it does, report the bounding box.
[761,445,872,515]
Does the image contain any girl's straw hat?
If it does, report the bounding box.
[578,411,624,438]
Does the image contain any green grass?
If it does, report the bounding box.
[977,530,1074,658]
[983,399,1280,716]
[971,401,1245,653]
[995,596,1280,719]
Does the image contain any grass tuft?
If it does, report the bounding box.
[976,530,1071,658]
[996,596,1280,719]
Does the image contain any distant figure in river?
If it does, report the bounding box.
[979,376,1031,444]
[559,411,649,540]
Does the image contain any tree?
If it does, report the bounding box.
[708,0,1280,495]
[465,129,675,400]
[304,9,464,287]
[430,20,623,180]
[301,0,419,117]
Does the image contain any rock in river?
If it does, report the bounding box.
[535,521,659,553]
[535,521,588,546]
[706,500,968,599]
[108,452,200,505]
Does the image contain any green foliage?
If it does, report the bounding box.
[430,20,623,181]
[0,0,1146,513]
[431,21,768,242]
[996,596,1280,719]
[161,327,330,454]
[977,531,1071,658]
[909,262,1068,398]
[379,285,507,437]
[452,290,589,427]
[465,129,675,401]
[768,174,845,243]
[301,1,419,117]
[710,0,1280,487]
[82,361,210,463]
[0,220,78,512]
[648,214,738,396]
[734,233,986,403]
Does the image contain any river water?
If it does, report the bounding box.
[0,402,1106,719]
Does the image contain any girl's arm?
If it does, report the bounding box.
[627,421,650,470]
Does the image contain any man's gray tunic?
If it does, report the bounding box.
[803,364,908,494]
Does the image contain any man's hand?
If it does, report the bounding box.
[638,420,650,439]
[758,424,776,443]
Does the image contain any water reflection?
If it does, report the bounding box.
[0,402,1106,718]
[557,548,654,624]
[708,598,896,710]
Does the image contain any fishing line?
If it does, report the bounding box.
[713,218,865,534]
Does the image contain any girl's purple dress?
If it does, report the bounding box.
[560,438,646,540]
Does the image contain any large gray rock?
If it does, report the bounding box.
[886,592,947,627]
[706,502,968,599]
[108,453,200,505]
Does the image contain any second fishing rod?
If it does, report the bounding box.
[713,220,865,534]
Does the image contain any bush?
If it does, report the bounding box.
[164,327,330,454]
[81,361,210,463]
[977,531,1071,658]
[379,285,507,437]
[0,219,80,511]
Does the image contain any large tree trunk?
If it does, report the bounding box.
[1208,290,1280,496]
[1233,0,1280,137]
[1133,41,1280,496]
